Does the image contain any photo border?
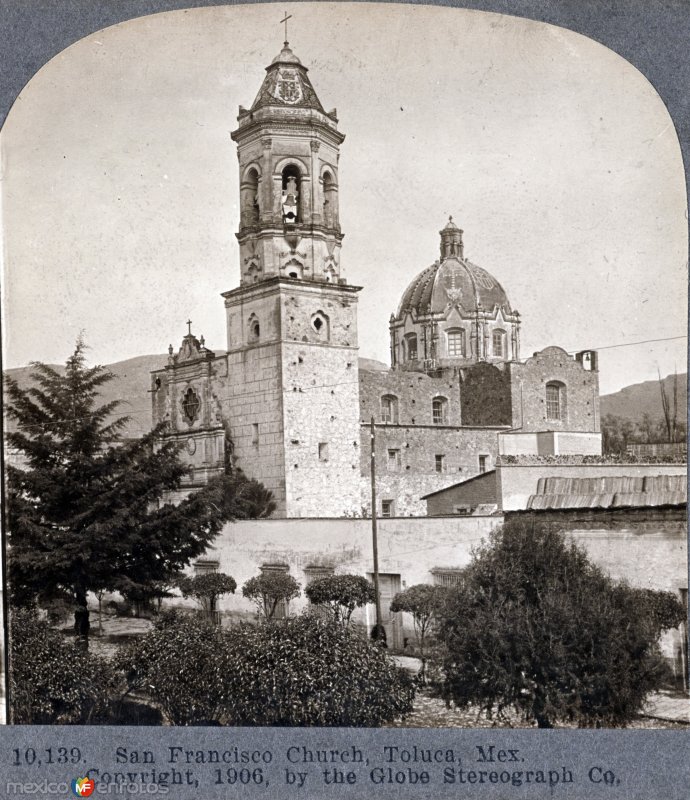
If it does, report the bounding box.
[1,1,688,798]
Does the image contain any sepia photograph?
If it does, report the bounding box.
[1,0,688,782]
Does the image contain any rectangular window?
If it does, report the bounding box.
[251,422,259,446]
[435,454,445,473]
[387,449,401,471]
[381,500,394,518]
[304,565,335,585]
[432,398,447,424]
[381,396,399,424]
[492,330,504,358]
[194,560,219,575]
[405,334,418,361]
[546,384,562,420]
[447,330,464,357]
[431,569,464,587]
[479,455,488,473]
[318,442,329,461]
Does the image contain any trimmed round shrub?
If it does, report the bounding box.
[305,574,376,624]
[10,608,118,724]
[115,610,227,725]
[221,615,415,726]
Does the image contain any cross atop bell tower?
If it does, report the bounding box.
[231,36,345,286]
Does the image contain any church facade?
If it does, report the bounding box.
[151,42,601,518]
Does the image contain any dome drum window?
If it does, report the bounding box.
[446,328,465,358]
[492,329,506,359]
[182,387,201,425]
[404,333,418,361]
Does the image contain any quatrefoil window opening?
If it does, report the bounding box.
[311,311,328,336]
[182,387,201,424]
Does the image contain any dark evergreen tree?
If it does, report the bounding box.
[435,516,684,728]
[5,339,275,645]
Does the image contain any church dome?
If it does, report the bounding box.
[397,256,514,318]
[397,217,513,318]
[390,218,521,370]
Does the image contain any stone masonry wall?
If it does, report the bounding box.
[508,346,600,432]
[220,344,287,512]
[359,368,462,426]
[360,424,503,516]
[282,341,361,517]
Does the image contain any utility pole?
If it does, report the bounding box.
[370,416,382,628]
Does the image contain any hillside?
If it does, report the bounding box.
[4,354,167,437]
[600,373,687,425]
[6,355,685,438]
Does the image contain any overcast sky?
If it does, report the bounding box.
[1,2,687,395]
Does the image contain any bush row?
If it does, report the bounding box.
[10,609,415,727]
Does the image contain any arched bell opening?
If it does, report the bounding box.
[241,167,260,227]
[281,165,301,224]
[322,170,337,228]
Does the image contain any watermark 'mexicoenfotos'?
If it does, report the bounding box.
[7,777,168,795]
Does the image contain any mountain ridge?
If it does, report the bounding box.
[5,356,686,437]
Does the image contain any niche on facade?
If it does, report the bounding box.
[246,261,262,283]
[181,387,201,425]
[240,166,261,227]
[283,258,304,279]
[281,164,301,224]
[311,311,330,339]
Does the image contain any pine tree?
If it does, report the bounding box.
[5,338,274,645]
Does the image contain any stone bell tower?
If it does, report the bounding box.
[231,41,345,285]
[221,38,362,518]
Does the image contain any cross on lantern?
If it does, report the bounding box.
[186,319,193,335]
[280,11,292,45]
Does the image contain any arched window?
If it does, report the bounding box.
[381,395,399,424]
[446,328,465,357]
[546,381,566,421]
[281,165,300,224]
[492,329,506,358]
[322,170,337,228]
[404,333,418,361]
[248,314,260,342]
[432,396,448,425]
